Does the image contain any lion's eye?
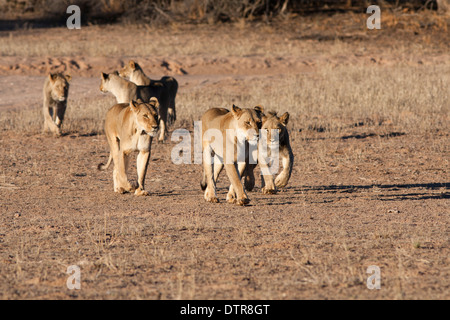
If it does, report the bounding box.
[143,115,149,119]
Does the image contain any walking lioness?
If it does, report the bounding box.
[98,99,159,196]
[43,73,71,136]
[100,71,169,142]
[200,105,262,206]
[244,111,294,194]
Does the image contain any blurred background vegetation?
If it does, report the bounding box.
[0,0,448,26]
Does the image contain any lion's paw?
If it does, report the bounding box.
[236,198,250,206]
[262,186,277,194]
[135,188,150,196]
[206,196,219,203]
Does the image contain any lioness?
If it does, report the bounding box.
[244,111,294,194]
[200,105,261,206]
[100,71,169,142]
[43,73,71,136]
[119,60,178,125]
[98,99,159,196]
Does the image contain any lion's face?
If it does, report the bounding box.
[261,112,289,145]
[99,72,110,93]
[130,99,159,137]
[49,73,70,102]
[118,61,136,79]
[231,105,261,144]
[100,72,120,93]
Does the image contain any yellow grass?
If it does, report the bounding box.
[1,63,448,141]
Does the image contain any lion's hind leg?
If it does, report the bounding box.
[202,145,219,203]
[244,163,256,192]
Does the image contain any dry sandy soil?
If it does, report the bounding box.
[0,14,449,300]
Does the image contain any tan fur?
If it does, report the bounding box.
[100,71,169,142]
[244,111,294,194]
[98,99,159,196]
[119,60,178,124]
[43,73,71,136]
[200,105,261,206]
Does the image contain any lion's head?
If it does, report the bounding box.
[119,60,141,79]
[130,98,159,138]
[48,73,71,101]
[100,71,120,93]
[261,111,289,145]
[230,105,263,144]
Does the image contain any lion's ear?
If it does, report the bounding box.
[279,112,290,126]
[49,73,57,82]
[231,104,242,118]
[65,74,72,82]
[101,72,108,80]
[254,105,264,114]
[149,97,159,109]
[129,100,138,112]
[129,60,136,70]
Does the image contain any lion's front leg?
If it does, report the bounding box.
[54,102,67,133]
[261,174,277,194]
[43,100,61,136]
[158,104,168,143]
[258,150,277,194]
[135,150,150,196]
[244,163,257,192]
[275,147,294,189]
[203,145,219,203]
[226,162,247,203]
[114,151,135,194]
[225,163,249,206]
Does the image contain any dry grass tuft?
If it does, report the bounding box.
[176,65,449,137]
[1,64,447,138]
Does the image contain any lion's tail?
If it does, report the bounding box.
[98,153,113,171]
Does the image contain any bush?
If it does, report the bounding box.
[0,0,440,24]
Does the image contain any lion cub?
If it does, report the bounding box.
[43,73,71,136]
[98,99,159,196]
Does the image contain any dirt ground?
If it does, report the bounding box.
[0,16,449,300]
